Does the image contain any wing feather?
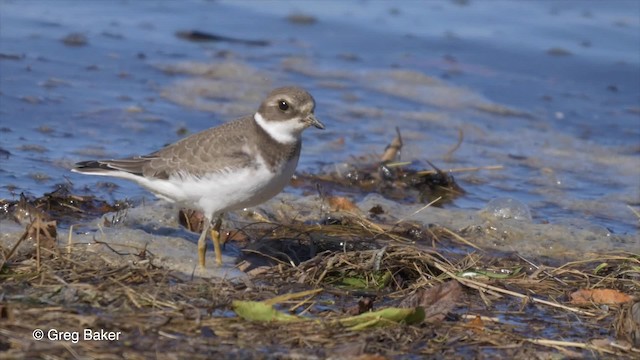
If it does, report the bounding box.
[74,116,257,180]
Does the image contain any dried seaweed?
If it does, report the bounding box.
[293,129,498,206]
[0,185,127,225]
[1,233,637,359]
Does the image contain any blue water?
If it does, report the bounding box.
[0,0,638,240]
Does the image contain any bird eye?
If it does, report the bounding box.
[278,100,289,111]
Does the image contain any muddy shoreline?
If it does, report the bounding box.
[1,145,638,359]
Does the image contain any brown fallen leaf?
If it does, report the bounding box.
[327,196,360,213]
[178,208,205,233]
[350,355,388,360]
[399,280,463,323]
[344,297,375,316]
[570,288,633,305]
[467,315,485,333]
[220,229,249,246]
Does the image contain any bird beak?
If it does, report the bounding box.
[305,114,325,130]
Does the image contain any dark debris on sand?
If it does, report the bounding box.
[1,234,637,359]
[293,128,466,206]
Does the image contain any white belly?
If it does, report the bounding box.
[139,155,299,217]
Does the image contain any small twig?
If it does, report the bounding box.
[460,314,501,322]
[383,161,412,168]
[67,225,74,256]
[58,202,84,213]
[417,165,504,176]
[124,288,142,309]
[380,127,403,163]
[554,255,640,272]
[609,341,640,353]
[297,302,316,317]
[517,254,569,286]
[158,330,181,340]
[526,338,621,356]
[265,288,323,306]
[438,227,482,251]
[0,226,30,271]
[92,239,150,258]
[240,249,293,267]
[315,256,337,286]
[443,127,464,161]
[36,220,41,272]
[394,197,442,225]
[288,295,318,313]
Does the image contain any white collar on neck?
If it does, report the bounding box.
[254,112,301,144]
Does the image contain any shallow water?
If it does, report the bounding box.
[0,1,638,253]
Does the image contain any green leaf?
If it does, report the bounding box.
[232,300,302,323]
[341,277,369,288]
[593,263,608,275]
[338,307,425,330]
[340,271,393,289]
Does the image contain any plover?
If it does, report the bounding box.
[72,86,324,267]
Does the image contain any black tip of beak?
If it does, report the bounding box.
[307,114,325,130]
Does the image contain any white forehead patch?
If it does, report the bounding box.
[254,112,304,144]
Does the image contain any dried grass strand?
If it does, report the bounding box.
[432,260,597,316]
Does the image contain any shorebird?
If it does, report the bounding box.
[72,86,324,267]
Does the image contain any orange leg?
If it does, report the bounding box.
[197,220,211,268]
[210,215,223,266]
